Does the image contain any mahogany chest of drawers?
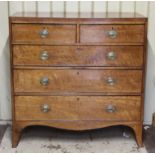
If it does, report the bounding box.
[9,12,147,147]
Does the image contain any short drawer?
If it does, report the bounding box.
[12,24,76,44]
[13,45,143,67]
[80,25,144,43]
[15,96,141,121]
[14,69,142,94]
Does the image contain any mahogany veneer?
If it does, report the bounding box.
[9,12,147,148]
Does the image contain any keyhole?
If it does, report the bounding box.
[77,71,80,75]
[77,97,80,101]
[77,47,82,51]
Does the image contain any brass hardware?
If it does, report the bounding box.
[106,51,117,60]
[39,29,49,38]
[40,77,49,86]
[107,30,118,39]
[40,51,49,60]
[40,104,50,113]
[106,77,116,85]
[105,105,116,113]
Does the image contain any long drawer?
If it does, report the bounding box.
[12,24,76,44]
[13,45,143,67]
[15,96,141,121]
[14,69,142,93]
[80,25,144,43]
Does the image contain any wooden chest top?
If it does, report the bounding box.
[10,12,147,23]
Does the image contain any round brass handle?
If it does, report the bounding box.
[105,105,116,113]
[106,77,116,86]
[106,51,117,60]
[40,51,49,60]
[40,104,50,113]
[107,30,118,39]
[40,77,49,86]
[39,29,49,38]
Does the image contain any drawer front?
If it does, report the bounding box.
[12,24,76,44]
[14,69,142,93]
[13,45,143,67]
[79,96,141,121]
[15,96,141,121]
[15,96,78,121]
[80,25,144,43]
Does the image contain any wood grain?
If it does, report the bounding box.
[13,45,143,67]
[10,12,147,24]
[78,96,141,121]
[14,69,142,93]
[80,25,144,43]
[9,13,147,148]
[15,96,141,121]
[12,120,143,147]
[12,24,76,44]
[15,96,78,121]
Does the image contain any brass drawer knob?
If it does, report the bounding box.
[39,29,49,38]
[105,105,116,113]
[40,51,49,60]
[107,30,118,39]
[40,77,49,86]
[40,104,50,113]
[106,77,116,85]
[106,51,117,60]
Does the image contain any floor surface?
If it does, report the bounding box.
[0,125,147,153]
[0,125,7,145]
[144,126,155,153]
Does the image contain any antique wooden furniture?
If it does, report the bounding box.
[9,12,147,147]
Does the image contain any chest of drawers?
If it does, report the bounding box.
[9,12,147,148]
